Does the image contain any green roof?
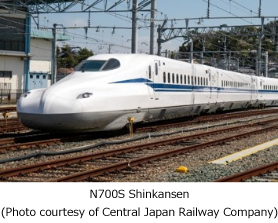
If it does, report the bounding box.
[30,29,70,41]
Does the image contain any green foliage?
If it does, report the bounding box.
[179,21,278,67]
[57,44,94,69]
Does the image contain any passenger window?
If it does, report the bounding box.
[176,74,179,84]
[148,66,151,79]
[168,73,171,83]
[172,73,175,83]
[163,72,166,83]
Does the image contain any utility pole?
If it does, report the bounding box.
[276,18,278,53]
[264,51,268,77]
[131,0,138,53]
[150,0,156,55]
[51,23,62,84]
[258,0,262,17]
[201,36,205,64]
[257,17,264,76]
[207,0,210,18]
[223,35,227,70]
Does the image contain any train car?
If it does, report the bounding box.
[17,54,278,132]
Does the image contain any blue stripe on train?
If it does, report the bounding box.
[111,78,278,94]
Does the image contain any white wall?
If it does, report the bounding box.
[0,38,53,91]
[30,38,52,87]
[0,55,24,90]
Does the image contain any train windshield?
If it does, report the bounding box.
[75,58,120,72]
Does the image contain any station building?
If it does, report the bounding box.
[0,10,69,103]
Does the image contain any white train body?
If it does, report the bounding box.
[17,54,278,132]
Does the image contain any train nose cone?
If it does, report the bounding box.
[40,93,83,114]
[18,92,85,131]
[38,93,85,130]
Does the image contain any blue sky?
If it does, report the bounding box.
[37,0,278,54]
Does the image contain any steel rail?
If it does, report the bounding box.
[54,124,278,182]
[214,161,278,182]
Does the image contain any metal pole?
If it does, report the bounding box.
[190,40,193,62]
[276,19,278,53]
[157,24,162,56]
[131,0,138,54]
[207,0,210,18]
[51,23,57,84]
[265,51,268,77]
[24,12,31,91]
[223,35,227,70]
[201,37,205,64]
[258,17,264,76]
[258,0,262,17]
[228,51,231,71]
[150,0,155,55]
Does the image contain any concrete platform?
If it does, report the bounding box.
[210,138,278,164]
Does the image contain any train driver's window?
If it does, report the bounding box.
[75,60,106,72]
[102,58,121,70]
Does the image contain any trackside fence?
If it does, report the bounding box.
[0,89,23,104]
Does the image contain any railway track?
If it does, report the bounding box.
[215,161,278,182]
[0,106,16,113]
[1,108,278,154]
[0,117,277,182]
[135,108,278,132]
[0,118,28,134]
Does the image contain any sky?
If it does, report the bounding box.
[34,0,278,55]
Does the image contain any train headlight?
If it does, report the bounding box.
[22,91,31,98]
[77,92,93,99]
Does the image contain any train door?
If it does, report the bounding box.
[191,64,195,106]
[147,60,160,100]
[209,69,218,102]
[216,71,219,99]
[251,75,258,101]
[259,78,263,98]
[208,69,212,99]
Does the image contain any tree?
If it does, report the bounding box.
[57,45,94,69]
[76,48,93,64]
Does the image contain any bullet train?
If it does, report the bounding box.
[17,53,278,132]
